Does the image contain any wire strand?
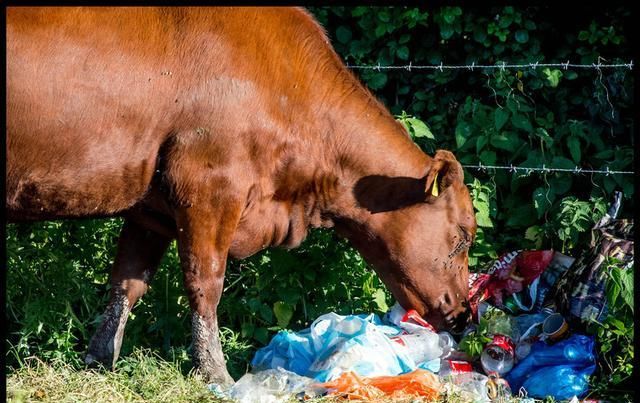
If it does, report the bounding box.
[346,61,634,71]
[461,164,633,175]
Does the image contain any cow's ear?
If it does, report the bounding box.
[425,149,464,199]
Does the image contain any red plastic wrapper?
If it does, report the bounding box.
[468,273,491,320]
[517,250,554,285]
[471,250,554,311]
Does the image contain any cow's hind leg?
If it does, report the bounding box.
[85,219,172,368]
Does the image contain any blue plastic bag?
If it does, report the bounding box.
[505,334,596,399]
[252,312,417,382]
[521,364,596,400]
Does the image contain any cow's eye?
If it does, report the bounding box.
[458,225,472,245]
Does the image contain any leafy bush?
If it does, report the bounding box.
[588,258,634,397]
[312,5,633,268]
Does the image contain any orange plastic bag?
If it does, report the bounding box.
[317,369,441,400]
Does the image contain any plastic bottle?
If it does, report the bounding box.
[391,331,443,363]
[229,368,320,403]
[439,359,473,377]
[438,332,457,359]
[515,339,533,361]
[384,302,406,326]
[480,334,515,375]
[441,371,490,402]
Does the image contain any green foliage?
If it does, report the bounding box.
[458,332,491,360]
[588,259,634,395]
[313,5,632,270]
[458,306,511,358]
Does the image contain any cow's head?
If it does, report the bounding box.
[344,149,476,333]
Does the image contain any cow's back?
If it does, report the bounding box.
[8,8,304,220]
[7,7,390,224]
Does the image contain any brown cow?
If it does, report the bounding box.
[6,7,477,385]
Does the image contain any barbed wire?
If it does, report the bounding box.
[346,60,634,71]
[461,163,634,175]
[346,59,635,176]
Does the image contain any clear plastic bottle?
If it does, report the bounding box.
[391,331,443,363]
[480,334,515,375]
[438,332,457,359]
[442,371,490,402]
[439,359,473,377]
[515,338,533,361]
[384,302,406,326]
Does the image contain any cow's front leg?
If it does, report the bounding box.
[86,219,172,368]
[175,205,240,387]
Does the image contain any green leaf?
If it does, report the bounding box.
[543,68,563,87]
[511,113,533,132]
[619,269,634,312]
[533,187,554,218]
[515,30,529,43]
[241,322,255,338]
[479,150,496,165]
[375,24,387,38]
[336,26,352,44]
[548,175,573,195]
[476,136,489,153]
[273,301,294,328]
[475,204,493,228]
[407,118,434,139]
[373,288,389,312]
[567,136,582,163]
[254,327,269,345]
[440,24,454,39]
[455,121,472,148]
[367,72,387,90]
[396,45,410,60]
[494,108,510,131]
[565,71,578,80]
[552,156,575,169]
[525,225,543,248]
[506,204,537,228]
[490,134,517,152]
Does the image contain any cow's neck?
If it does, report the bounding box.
[268,90,431,247]
[319,92,431,225]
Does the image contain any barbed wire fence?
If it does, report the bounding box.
[346,61,634,72]
[347,60,635,177]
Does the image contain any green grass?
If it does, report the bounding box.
[6,349,225,403]
[6,347,574,403]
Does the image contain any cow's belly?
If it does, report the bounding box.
[6,164,158,221]
[6,127,162,221]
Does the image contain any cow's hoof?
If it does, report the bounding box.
[84,353,111,368]
[196,366,235,388]
[84,347,113,369]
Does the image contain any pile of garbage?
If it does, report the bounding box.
[212,193,632,403]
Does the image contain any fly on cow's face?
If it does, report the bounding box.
[447,225,473,261]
